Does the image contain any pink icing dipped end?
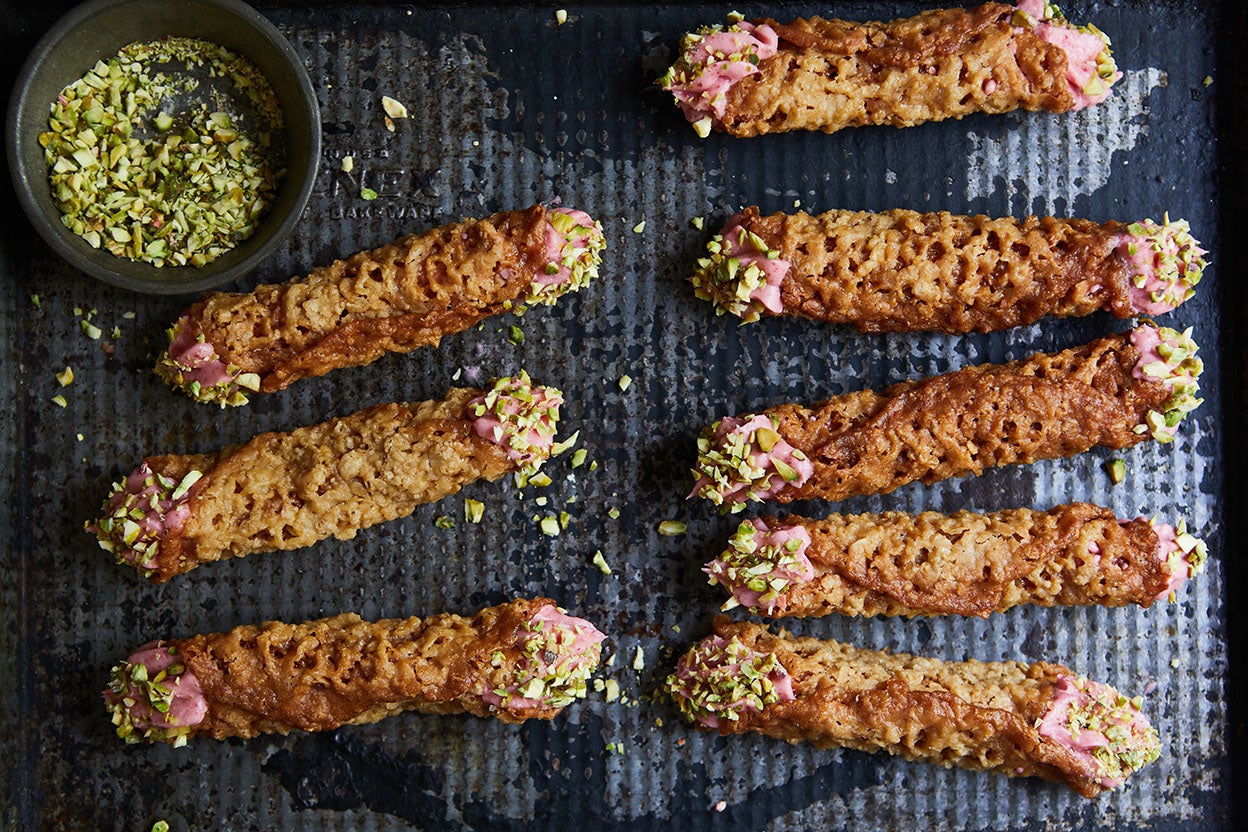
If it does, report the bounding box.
[1014,1,1121,108]
[1150,518,1208,600]
[85,462,203,577]
[1035,674,1160,788]
[482,604,605,711]
[660,16,779,136]
[664,635,794,728]
[1115,217,1207,315]
[154,315,260,407]
[1129,325,1203,443]
[690,212,792,322]
[706,519,814,613]
[104,641,208,746]
[690,414,813,512]
[526,207,606,306]
[467,371,564,478]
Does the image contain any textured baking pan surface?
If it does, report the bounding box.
[1,1,1241,830]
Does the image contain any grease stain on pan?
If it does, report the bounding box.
[965,68,1168,215]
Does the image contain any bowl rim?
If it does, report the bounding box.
[5,0,322,296]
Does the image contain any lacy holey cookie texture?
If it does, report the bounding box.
[691,325,1202,511]
[665,618,1160,799]
[692,207,1205,332]
[104,598,605,745]
[704,504,1207,617]
[155,204,604,406]
[661,1,1121,138]
[87,374,563,581]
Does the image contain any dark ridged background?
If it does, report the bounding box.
[1,2,1242,830]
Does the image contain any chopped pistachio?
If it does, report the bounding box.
[571,448,588,468]
[151,822,171,832]
[340,155,354,173]
[607,507,620,520]
[690,216,704,230]
[633,646,645,670]
[360,187,378,201]
[535,496,548,506]
[381,95,409,120]
[555,9,568,25]
[589,460,598,471]
[51,394,68,408]
[434,515,455,529]
[1106,458,1126,485]
[551,430,580,456]
[81,321,102,340]
[508,324,525,345]
[529,472,553,488]
[604,679,620,702]
[592,550,611,574]
[56,367,74,387]
[693,117,712,138]
[464,498,485,524]
[558,510,571,530]
[29,294,40,309]
[658,520,687,536]
[1203,76,1213,87]
[618,374,632,392]
[540,516,561,536]
[632,220,646,233]
[76,433,84,441]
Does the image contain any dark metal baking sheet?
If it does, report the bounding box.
[1,1,1241,829]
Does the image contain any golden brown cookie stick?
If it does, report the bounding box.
[665,618,1160,798]
[705,504,1207,618]
[155,204,604,406]
[104,597,606,744]
[692,207,1205,332]
[661,1,1121,138]
[87,374,561,581]
[691,325,1201,511]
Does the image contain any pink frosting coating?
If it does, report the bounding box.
[705,518,814,613]
[532,208,598,289]
[666,22,779,121]
[468,378,563,468]
[165,316,235,389]
[481,604,605,710]
[87,462,201,571]
[1116,226,1207,315]
[690,414,814,507]
[718,213,792,314]
[669,635,794,729]
[1015,0,1119,108]
[1035,674,1157,788]
[104,641,208,737]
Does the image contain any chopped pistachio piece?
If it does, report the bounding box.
[555,9,568,25]
[340,155,354,173]
[56,367,74,387]
[434,515,455,529]
[540,516,561,536]
[592,550,611,574]
[464,498,485,524]
[1106,458,1126,485]
[571,448,588,468]
[360,187,378,201]
[618,375,632,392]
[607,507,620,520]
[381,95,408,120]
[690,216,704,230]
[658,520,687,536]
[51,394,68,408]
[633,646,645,671]
[508,324,525,345]
[632,220,646,233]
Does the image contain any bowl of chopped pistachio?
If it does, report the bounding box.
[6,0,320,294]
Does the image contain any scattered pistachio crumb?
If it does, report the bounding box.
[51,395,67,408]
[360,187,378,201]
[618,375,632,392]
[592,550,611,574]
[633,646,645,670]
[571,448,588,468]
[607,507,620,520]
[793,199,801,208]
[1203,75,1213,87]
[56,367,74,387]
[1171,657,1181,668]
[529,472,553,488]
[551,430,580,456]
[76,433,84,441]
[559,510,571,530]
[632,220,646,233]
[540,516,561,536]
[151,822,171,832]
[604,679,620,702]
[508,324,525,345]
[654,717,664,728]
[658,520,687,536]
[381,95,409,120]
[81,321,102,340]
[671,624,681,633]
[690,216,704,230]
[1105,458,1126,485]
[434,515,455,529]
[451,367,462,381]
[464,498,484,524]
[29,294,40,309]
[555,9,568,25]
[122,311,135,320]
[110,326,121,339]
[341,156,354,173]
[535,496,548,507]
[589,460,598,471]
